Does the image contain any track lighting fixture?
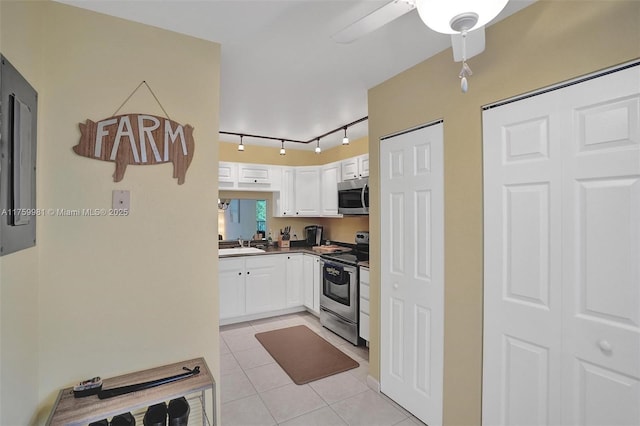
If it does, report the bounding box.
[220,116,367,152]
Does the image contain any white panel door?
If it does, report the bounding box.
[381,123,444,426]
[483,64,640,425]
[482,94,564,425]
[560,67,640,426]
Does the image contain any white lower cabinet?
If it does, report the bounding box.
[219,253,316,323]
[245,255,286,314]
[284,254,304,307]
[303,254,321,315]
[219,258,246,319]
[359,266,370,342]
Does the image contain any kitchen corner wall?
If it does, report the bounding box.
[2,1,221,424]
[367,1,640,425]
[219,136,369,243]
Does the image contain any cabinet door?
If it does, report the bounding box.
[294,167,320,216]
[320,162,340,216]
[277,167,296,217]
[358,154,369,178]
[245,255,285,314]
[219,258,245,319]
[303,255,315,310]
[341,158,359,181]
[238,163,271,184]
[219,162,237,187]
[285,254,304,307]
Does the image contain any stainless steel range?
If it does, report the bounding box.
[319,232,369,345]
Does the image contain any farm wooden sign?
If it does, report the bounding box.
[73,113,194,184]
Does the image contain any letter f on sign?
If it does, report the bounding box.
[94,118,117,157]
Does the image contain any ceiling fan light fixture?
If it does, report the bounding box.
[415,0,508,34]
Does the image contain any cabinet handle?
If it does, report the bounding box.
[247,271,250,275]
[254,179,257,183]
[296,212,299,215]
[238,272,241,275]
[288,256,290,259]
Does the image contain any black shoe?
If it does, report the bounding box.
[89,420,108,426]
[168,397,190,426]
[143,402,167,426]
[111,412,135,426]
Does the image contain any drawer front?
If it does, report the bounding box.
[359,312,370,341]
[360,283,370,300]
[360,298,370,315]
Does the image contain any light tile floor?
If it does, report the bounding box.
[220,311,426,426]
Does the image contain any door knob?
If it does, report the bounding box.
[597,339,613,354]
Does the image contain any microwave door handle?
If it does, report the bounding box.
[361,183,367,208]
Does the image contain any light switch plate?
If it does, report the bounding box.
[112,190,130,211]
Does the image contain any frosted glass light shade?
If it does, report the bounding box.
[416,0,508,34]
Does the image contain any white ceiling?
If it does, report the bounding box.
[55,0,535,151]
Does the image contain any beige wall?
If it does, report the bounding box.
[0,1,44,424]
[219,136,369,242]
[2,1,221,424]
[368,1,640,425]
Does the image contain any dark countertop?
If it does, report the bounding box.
[218,243,371,267]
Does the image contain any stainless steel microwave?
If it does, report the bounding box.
[338,177,369,215]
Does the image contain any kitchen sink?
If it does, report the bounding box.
[219,247,265,256]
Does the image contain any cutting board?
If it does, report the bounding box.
[311,245,351,253]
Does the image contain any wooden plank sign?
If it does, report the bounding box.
[73,114,195,184]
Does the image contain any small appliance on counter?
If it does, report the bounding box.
[304,225,323,246]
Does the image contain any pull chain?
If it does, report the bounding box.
[459,30,473,93]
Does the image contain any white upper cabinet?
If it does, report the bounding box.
[294,167,320,216]
[358,154,369,178]
[219,162,237,186]
[341,157,359,181]
[341,154,369,180]
[277,167,296,217]
[238,163,271,185]
[220,154,364,217]
[320,161,340,216]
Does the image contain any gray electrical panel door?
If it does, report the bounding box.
[0,55,38,255]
